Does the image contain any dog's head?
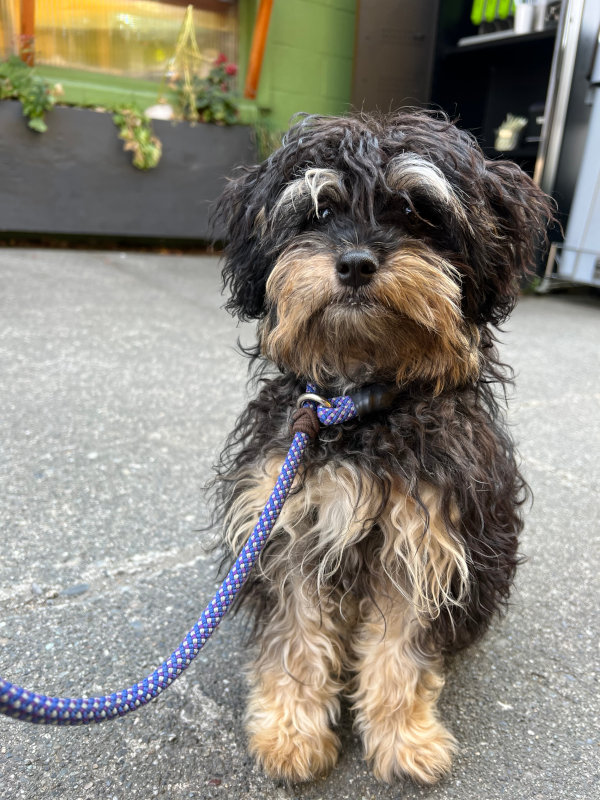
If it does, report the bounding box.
[216,111,552,391]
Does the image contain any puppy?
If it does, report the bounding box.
[213,111,551,784]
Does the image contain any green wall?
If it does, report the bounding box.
[241,0,357,132]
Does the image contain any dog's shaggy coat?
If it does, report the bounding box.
[213,111,552,784]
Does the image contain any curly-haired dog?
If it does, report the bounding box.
[213,111,552,784]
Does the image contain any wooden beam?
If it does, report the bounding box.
[20,0,35,65]
[244,0,274,100]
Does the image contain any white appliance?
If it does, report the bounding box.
[547,23,600,286]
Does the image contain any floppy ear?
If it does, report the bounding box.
[213,163,272,320]
[463,159,554,326]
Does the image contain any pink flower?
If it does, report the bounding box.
[225,63,238,76]
[215,53,228,65]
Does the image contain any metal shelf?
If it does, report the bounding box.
[449,28,556,54]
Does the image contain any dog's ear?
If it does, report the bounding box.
[462,159,553,325]
[214,161,278,321]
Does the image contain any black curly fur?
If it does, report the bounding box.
[213,335,527,654]
[212,109,553,655]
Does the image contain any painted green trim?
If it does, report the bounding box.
[238,0,258,93]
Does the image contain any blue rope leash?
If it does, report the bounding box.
[0,388,357,725]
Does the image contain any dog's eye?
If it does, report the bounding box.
[401,199,439,228]
[317,207,333,222]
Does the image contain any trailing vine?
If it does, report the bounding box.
[0,56,61,132]
[112,107,162,170]
[1,49,244,172]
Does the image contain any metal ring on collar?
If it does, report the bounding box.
[296,393,332,409]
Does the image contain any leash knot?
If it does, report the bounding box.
[291,406,320,440]
[291,384,358,439]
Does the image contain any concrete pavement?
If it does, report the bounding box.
[0,249,598,799]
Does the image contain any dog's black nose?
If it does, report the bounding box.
[335,250,378,288]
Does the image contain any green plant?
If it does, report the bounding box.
[112,106,162,170]
[520,273,543,294]
[0,55,61,132]
[170,54,239,125]
[253,122,283,162]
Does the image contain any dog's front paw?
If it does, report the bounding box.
[365,718,457,785]
[247,714,339,782]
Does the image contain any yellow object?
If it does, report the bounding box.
[165,5,207,121]
[0,0,237,80]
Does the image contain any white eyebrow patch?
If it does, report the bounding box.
[386,154,467,221]
[303,168,345,213]
[272,168,345,224]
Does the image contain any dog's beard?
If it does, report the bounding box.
[260,240,481,392]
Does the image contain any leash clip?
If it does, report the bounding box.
[296,392,332,409]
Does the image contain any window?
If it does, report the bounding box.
[0,1,238,80]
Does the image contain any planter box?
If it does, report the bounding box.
[0,101,256,240]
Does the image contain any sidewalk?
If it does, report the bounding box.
[0,249,598,800]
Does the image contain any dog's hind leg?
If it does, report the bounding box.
[245,579,349,782]
[350,587,457,785]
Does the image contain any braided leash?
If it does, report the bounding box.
[0,387,357,725]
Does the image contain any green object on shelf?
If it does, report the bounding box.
[471,0,486,25]
[497,0,512,19]
[484,0,498,23]
[471,0,514,26]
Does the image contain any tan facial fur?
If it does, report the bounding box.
[260,242,480,392]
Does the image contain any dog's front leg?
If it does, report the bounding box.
[245,579,348,782]
[351,588,457,784]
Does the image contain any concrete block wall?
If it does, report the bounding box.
[241,0,357,132]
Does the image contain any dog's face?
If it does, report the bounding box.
[217,112,551,391]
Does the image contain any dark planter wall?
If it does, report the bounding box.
[0,101,256,239]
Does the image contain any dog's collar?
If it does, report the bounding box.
[348,383,402,417]
[313,382,402,419]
